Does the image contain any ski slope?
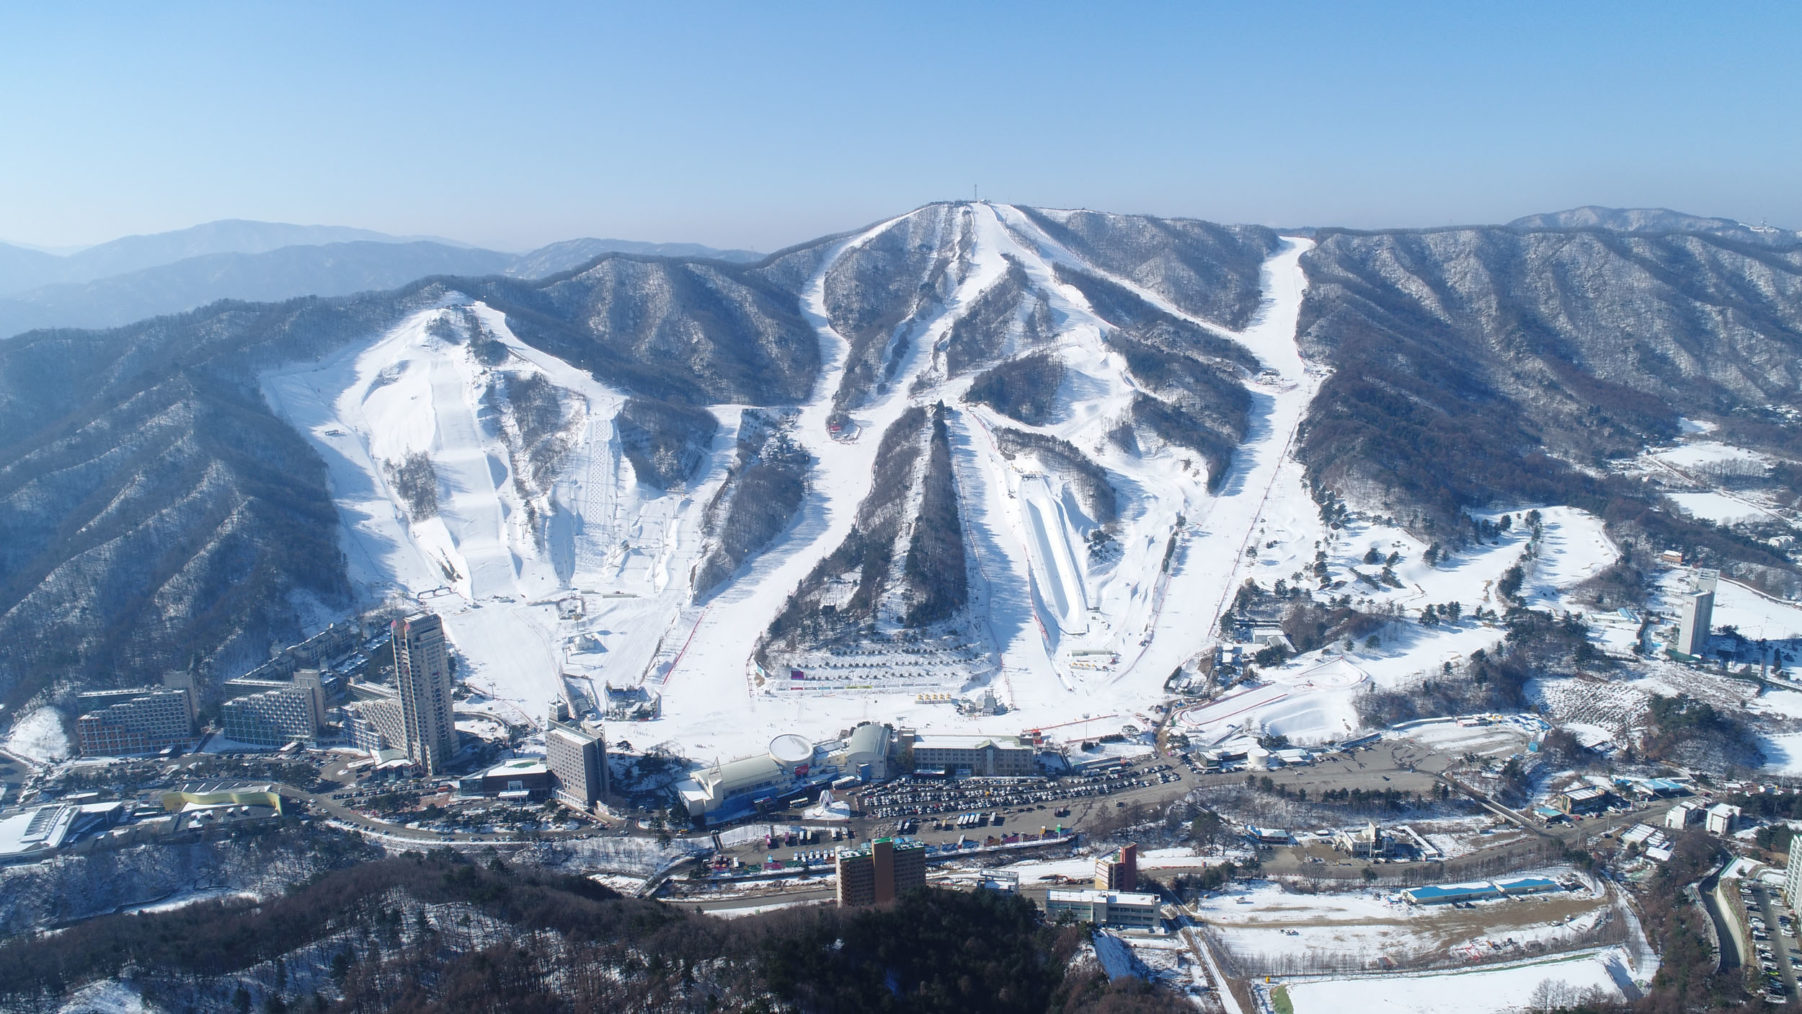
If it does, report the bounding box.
[263,302,743,726]
[256,206,1337,761]
[1018,473,1089,635]
[256,204,1638,769]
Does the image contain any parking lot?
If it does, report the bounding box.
[1741,878,1800,1003]
[857,760,1185,827]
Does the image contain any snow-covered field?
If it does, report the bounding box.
[957,845,1229,885]
[1197,875,1615,971]
[1668,491,1773,526]
[1283,947,1630,1013]
[1761,733,1802,776]
[1697,575,1802,642]
[1651,441,1773,471]
[1397,720,1532,756]
[114,887,261,917]
[1170,502,1626,747]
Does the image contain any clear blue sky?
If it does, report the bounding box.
[2,2,1797,252]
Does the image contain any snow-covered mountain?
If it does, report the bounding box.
[2,202,1798,755]
[1507,205,1801,245]
[245,203,1291,749]
[505,237,764,278]
[1297,222,1802,542]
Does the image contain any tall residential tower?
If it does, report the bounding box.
[1678,570,1717,658]
[392,613,458,774]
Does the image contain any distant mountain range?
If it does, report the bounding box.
[1506,205,1800,243]
[0,220,427,294]
[0,220,762,338]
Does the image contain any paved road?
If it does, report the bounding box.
[1699,871,1743,974]
[274,781,611,845]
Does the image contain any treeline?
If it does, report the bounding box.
[1024,207,1278,333]
[1641,693,1764,771]
[383,452,439,521]
[821,204,955,414]
[1050,263,1258,372]
[458,254,820,407]
[762,404,972,648]
[1279,599,1385,655]
[501,372,572,490]
[0,370,354,712]
[943,257,1054,377]
[1122,394,1238,493]
[1106,329,1251,493]
[991,426,1119,526]
[614,398,718,490]
[1295,225,1802,599]
[760,887,1187,1013]
[693,408,809,598]
[1632,830,1741,1012]
[965,350,1065,425]
[0,851,1187,1013]
[902,406,968,625]
[763,407,929,649]
[1355,608,1595,727]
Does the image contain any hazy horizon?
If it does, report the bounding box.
[3,3,1798,252]
[2,198,1793,262]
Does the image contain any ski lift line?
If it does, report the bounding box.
[960,406,1065,688]
[1029,712,1119,733]
[1203,394,1311,643]
[1177,691,1291,730]
[1104,544,1178,687]
[659,605,711,686]
[945,410,1019,703]
[1645,454,1795,532]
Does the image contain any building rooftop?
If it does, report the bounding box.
[837,838,926,861]
[1046,889,1160,906]
[696,754,790,793]
[845,722,889,755]
[0,804,79,860]
[1403,883,1499,903]
[910,733,1028,750]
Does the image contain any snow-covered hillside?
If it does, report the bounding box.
[11,201,1801,749]
[255,204,1307,757]
[257,203,1674,764]
[264,302,747,727]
